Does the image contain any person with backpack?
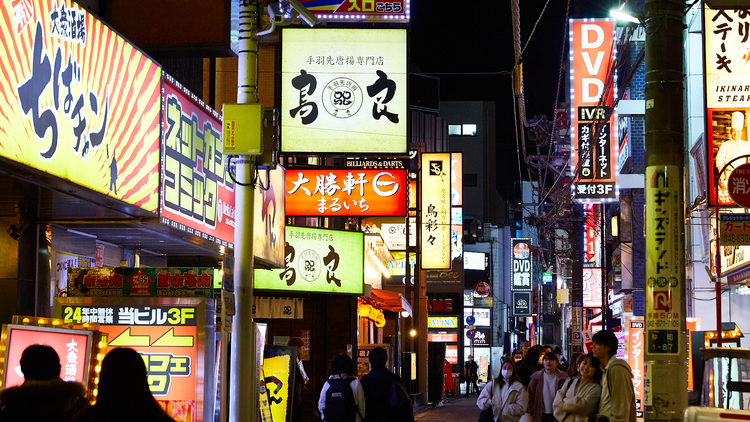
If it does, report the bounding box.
[318,353,365,422]
[359,347,414,422]
[476,356,528,422]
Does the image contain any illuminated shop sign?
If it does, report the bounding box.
[66,267,213,298]
[463,308,490,326]
[381,221,416,250]
[582,268,603,308]
[296,0,409,22]
[570,19,618,202]
[451,153,463,206]
[464,252,486,270]
[703,4,750,206]
[511,238,532,291]
[281,29,406,154]
[254,226,364,294]
[285,169,407,216]
[512,291,532,317]
[421,153,451,269]
[427,332,458,342]
[0,0,162,211]
[427,316,458,329]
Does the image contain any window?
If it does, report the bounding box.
[448,125,461,135]
[462,124,477,136]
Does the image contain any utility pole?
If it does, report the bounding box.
[643,0,687,421]
[571,206,584,354]
[229,1,259,421]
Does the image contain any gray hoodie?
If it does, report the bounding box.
[597,358,636,422]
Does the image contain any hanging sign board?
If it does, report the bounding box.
[420,153,451,269]
[511,239,532,291]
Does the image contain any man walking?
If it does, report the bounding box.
[360,347,414,422]
[464,354,479,397]
[592,330,636,422]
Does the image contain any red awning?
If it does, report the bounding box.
[362,285,412,317]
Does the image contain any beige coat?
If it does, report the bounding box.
[552,376,602,422]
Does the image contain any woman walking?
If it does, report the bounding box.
[477,357,528,422]
[552,353,603,422]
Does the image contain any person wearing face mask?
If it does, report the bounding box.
[553,353,603,422]
[464,355,480,397]
[477,357,528,422]
[528,352,568,422]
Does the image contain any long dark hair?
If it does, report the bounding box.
[580,353,604,383]
[567,352,584,377]
[494,356,520,388]
[519,345,544,373]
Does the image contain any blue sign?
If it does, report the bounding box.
[573,332,581,340]
[466,315,476,325]
[466,329,476,339]
[572,299,583,307]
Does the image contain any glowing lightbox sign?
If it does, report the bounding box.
[421,153,451,269]
[451,153,463,206]
[703,4,750,206]
[427,316,458,329]
[511,238,532,291]
[296,0,409,22]
[0,0,161,212]
[254,226,364,294]
[570,19,618,202]
[285,169,407,216]
[281,29,407,154]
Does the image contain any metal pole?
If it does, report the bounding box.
[643,0,687,420]
[229,1,259,421]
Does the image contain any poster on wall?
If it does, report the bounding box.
[570,19,617,202]
[254,226,364,294]
[67,267,213,298]
[0,0,161,212]
[281,28,406,154]
[704,4,750,206]
[53,252,94,301]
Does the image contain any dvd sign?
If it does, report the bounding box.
[512,239,532,291]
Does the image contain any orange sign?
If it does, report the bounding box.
[628,319,645,418]
[570,19,617,201]
[285,169,407,216]
[0,0,161,212]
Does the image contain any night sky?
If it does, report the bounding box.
[410,0,621,201]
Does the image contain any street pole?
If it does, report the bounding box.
[643,0,687,421]
[229,1,259,421]
[571,205,584,354]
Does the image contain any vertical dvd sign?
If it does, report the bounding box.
[511,239,532,292]
[570,19,617,202]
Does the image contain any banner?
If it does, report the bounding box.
[254,226,364,294]
[0,0,161,211]
[704,4,750,206]
[570,19,617,202]
[285,169,407,216]
[421,153,451,269]
[281,29,406,153]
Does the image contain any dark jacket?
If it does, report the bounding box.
[464,360,479,382]
[0,378,89,422]
[359,367,414,422]
[517,364,540,387]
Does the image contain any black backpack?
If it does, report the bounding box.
[324,377,359,422]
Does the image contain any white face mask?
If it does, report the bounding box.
[502,370,512,379]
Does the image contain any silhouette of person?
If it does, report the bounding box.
[73,348,176,422]
[0,344,89,422]
[109,154,118,195]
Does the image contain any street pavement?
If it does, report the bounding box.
[414,392,484,421]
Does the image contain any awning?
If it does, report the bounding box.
[362,284,412,317]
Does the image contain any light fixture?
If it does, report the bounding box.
[218,261,224,277]
[401,311,410,318]
[409,329,417,337]
[609,9,640,24]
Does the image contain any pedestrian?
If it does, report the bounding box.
[360,347,414,422]
[544,345,554,355]
[528,352,567,422]
[464,354,479,396]
[522,347,530,359]
[0,344,89,422]
[73,348,176,422]
[592,330,636,422]
[553,353,603,422]
[288,337,310,422]
[443,358,455,400]
[318,353,365,422]
[517,346,544,387]
[513,349,523,363]
[555,347,569,373]
[477,357,528,422]
[567,352,584,378]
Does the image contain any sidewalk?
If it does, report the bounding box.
[414,394,483,420]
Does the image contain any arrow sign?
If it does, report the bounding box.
[109,327,151,347]
[151,327,195,347]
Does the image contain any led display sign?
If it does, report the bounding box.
[511,238,532,291]
[421,153,451,269]
[254,226,364,294]
[296,0,409,22]
[464,252,486,270]
[704,4,750,206]
[512,291,532,317]
[570,19,618,202]
[0,0,161,212]
[427,316,458,329]
[427,332,458,342]
[281,29,406,154]
[285,169,407,216]
[66,267,213,298]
